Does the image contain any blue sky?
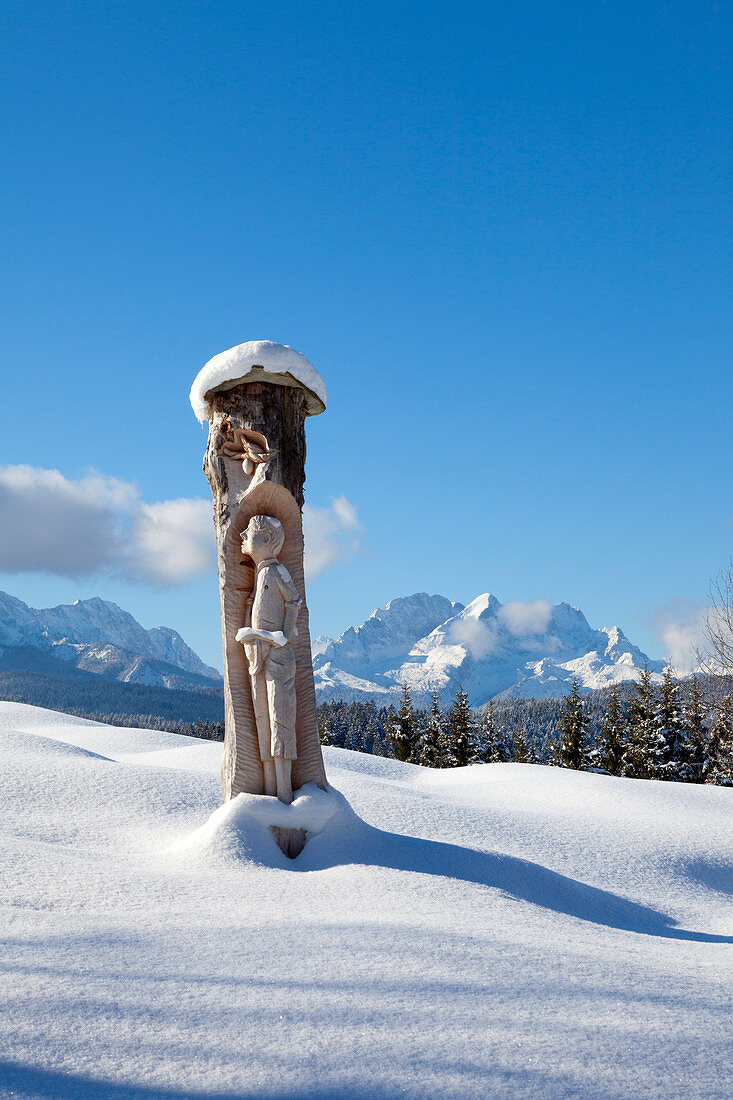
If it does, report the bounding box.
[0,1,730,672]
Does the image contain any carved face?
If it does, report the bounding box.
[241,519,281,562]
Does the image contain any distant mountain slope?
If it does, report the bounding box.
[314,591,665,704]
[0,591,221,690]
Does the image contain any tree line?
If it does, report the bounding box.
[320,673,733,786]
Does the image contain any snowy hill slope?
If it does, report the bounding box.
[314,591,665,704]
[0,701,730,1099]
[0,591,221,688]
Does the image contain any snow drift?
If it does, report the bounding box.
[0,701,730,1099]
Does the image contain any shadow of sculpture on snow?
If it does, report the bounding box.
[285,795,733,944]
[176,786,731,944]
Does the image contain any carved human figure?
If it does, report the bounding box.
[235,515,301,804]
[217,421,276,476]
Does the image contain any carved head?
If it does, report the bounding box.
[241,514,284,562]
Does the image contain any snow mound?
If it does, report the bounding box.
[190,340,327,422]
[175,782,349,866]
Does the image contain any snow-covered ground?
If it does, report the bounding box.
[1,702,731,1099]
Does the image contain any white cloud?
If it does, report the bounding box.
[331,495,360,530]
[498,599,553,637]
[303,496,363,580]
[0,465,214,586]
[126,499,213,585]
[0,465,128,576]
[0,466,362,588]
[449,617,498,659]
[649,599,708,674]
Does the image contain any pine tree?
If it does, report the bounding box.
[388,683,417,762]
[467,724,489,764]
[706,693,733,786]
[413,693,445,768]
[653,667,686,780]
[624,665,657,779]
[362,709,379,755]
[512,727,530,763]
[319,717,335,746]
[598,685,627,774]
[680,674,708,783]
[552,678,589,770]
[445,685,473,768]
[478,700,512,763]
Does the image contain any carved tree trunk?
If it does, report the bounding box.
[203,381,327,805]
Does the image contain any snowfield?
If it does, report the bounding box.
[1,703,731,1099]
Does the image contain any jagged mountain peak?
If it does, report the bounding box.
[315,593,464,678]
[459,592,503,619]
[314,590,664,705]
[0,590,220,682]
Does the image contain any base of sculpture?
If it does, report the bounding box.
[175,783,342,866]
[270,826,308,859]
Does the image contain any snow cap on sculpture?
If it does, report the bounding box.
[190,340,327,423]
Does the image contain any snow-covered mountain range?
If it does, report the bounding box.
[314,592,665,704]
[0,591,221,690]
[0,587,665,705]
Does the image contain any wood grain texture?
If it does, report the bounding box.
[203,382,327,802]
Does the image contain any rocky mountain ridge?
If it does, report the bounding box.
[313,591,665,705]
[0,592,221,690]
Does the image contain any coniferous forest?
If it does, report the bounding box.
[316,673,733,785]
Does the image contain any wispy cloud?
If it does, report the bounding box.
[498,599,553,636]
[125,498,213,585]
[303,495,363,580]
[648,599,708,673]
[448,617,498,658]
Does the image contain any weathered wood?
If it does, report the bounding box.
[206,382,308,508]
[203,380,327,807]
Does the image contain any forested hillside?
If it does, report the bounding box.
[0,669,224,724]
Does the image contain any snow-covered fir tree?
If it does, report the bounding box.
[388,683,418,763]
[681,674,708,783]
[319,716,335,746]
[624,665,657,779]
[477,700,512,763]
[372,704,397,756]
[413,692,445,768]
[653,667,688,780]
[705,693,733,785]
[511,727,532,763]
[445,686,473,768]
[362,709,379,755]
[598,685,627,774]
[552,677,589,770]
